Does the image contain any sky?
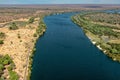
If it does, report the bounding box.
[0,0,120,4]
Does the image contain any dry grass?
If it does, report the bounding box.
[109,40,120,44]
[0,18,39,80]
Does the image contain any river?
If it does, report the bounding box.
[31,13,120,80]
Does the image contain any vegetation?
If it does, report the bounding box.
[17,33,21,39]
[0,40,4,44]
[33,33,37,37]
[9,22,18,30]
[84,12,120,25]
[0,54,18,80]
[0,32,5,39]
[28,17,34,24]
[72,12,120,62]
[9,71,19,80]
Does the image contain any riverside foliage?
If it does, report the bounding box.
[72,12,120,62]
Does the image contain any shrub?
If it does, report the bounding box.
[7,66,12,71]
[0,64,4,75]
[33,33,37,37]
[3,54,13,64]
[0,32,5,38]
[0,64,4,71]
[0,76,5,80]
[9,71,19,80]
[3,60,9,65]
[28,17,34,24]
[0,40,4,44]
[9,22,18,30]
[17,34,21,39]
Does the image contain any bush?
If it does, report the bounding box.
[28,17,34,24]
[3,54,13,64]
[0,40,4,44]
[3,60,9,65]
[7,66,12,71]
[0,64,4,71]
[17,34,21,39]
[0,76,5,80]
[0,32,5,38]
[9,22,18,30]
[0,64,4,75]
[9,71,19,80]
[33,33,37,37]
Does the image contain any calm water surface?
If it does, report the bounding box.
[31,13,120,80]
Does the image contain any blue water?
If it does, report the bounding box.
[31,13,120,80]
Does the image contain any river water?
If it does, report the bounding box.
[31,13,120,80]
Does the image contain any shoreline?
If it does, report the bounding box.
[27,29,46,80]
[71,13,120,63]
[27,16,47,80]
[86,34,118,61]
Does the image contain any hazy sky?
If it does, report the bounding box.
[0,0,120,4]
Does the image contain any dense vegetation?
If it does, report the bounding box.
[0,54,19,80]
[72,12,120,62]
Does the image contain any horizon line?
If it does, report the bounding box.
[0,3,120,5]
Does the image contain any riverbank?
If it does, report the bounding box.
[71,12,120,62]
[27,16,46,80]
[0,15,46,80]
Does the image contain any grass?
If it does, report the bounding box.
[109,40,120,44]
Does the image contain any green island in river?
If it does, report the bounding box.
[72,12,120,62]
